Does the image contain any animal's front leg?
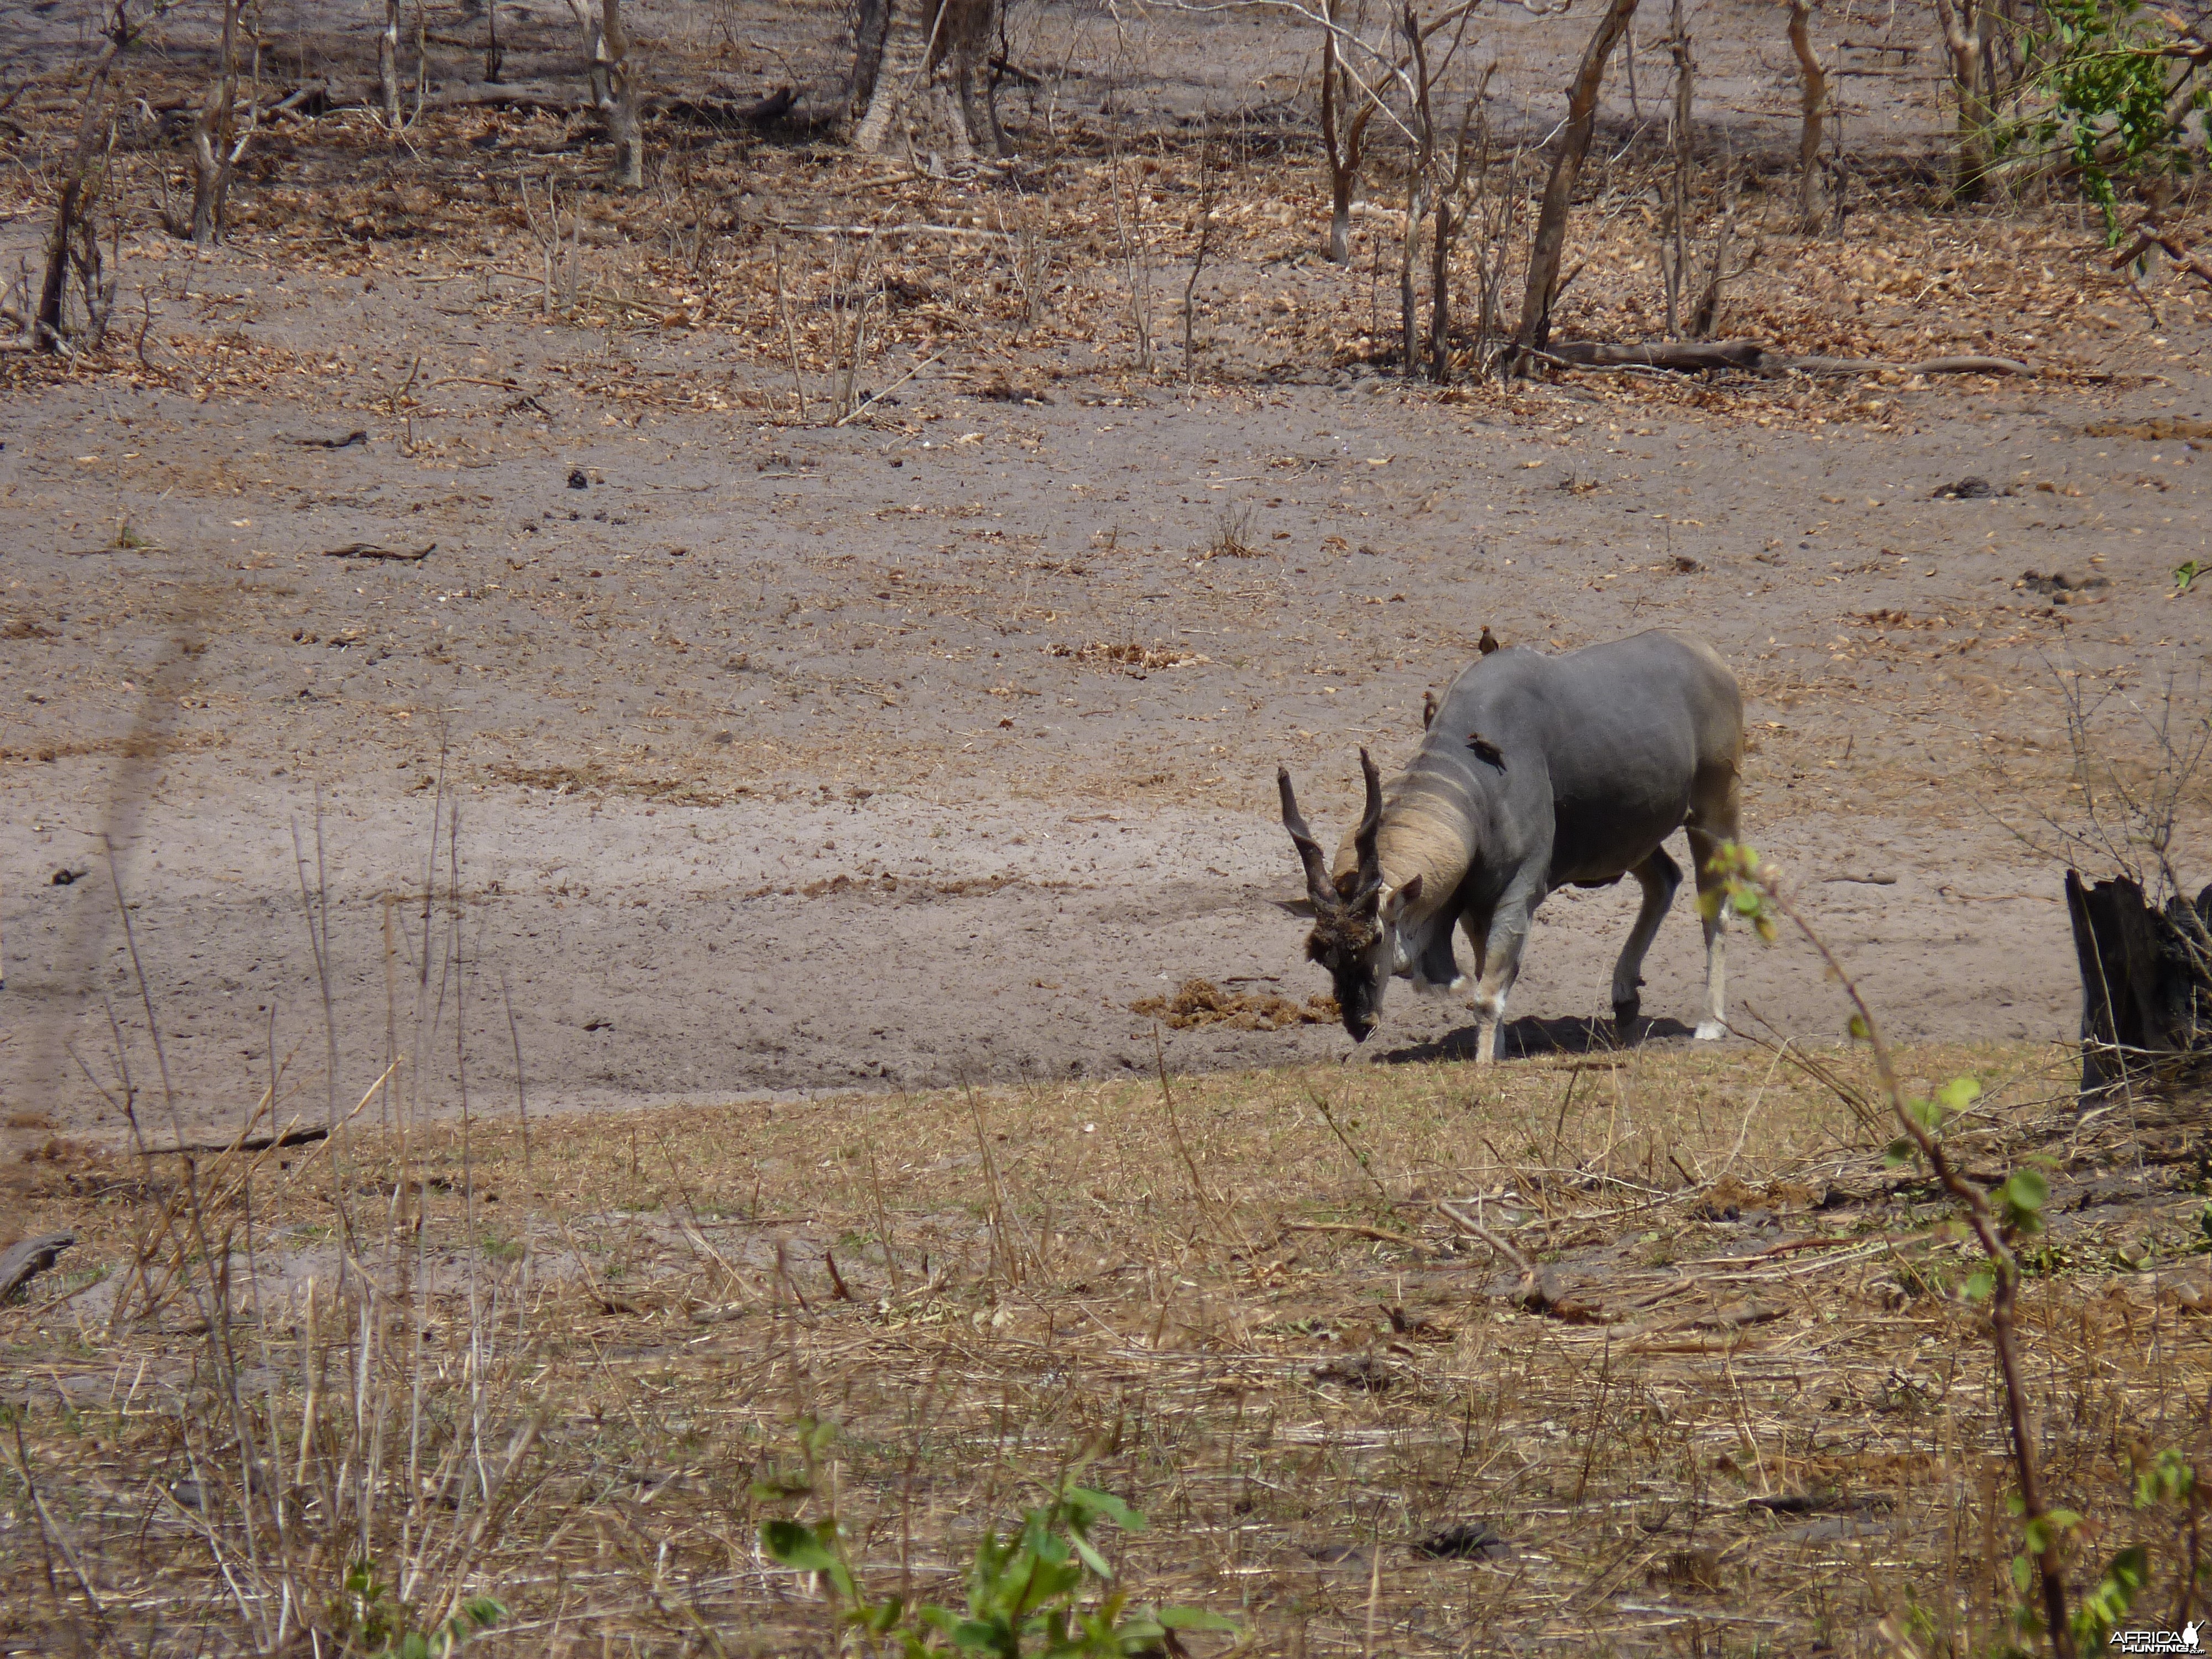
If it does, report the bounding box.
[1412,921,1465,995]
[1466,907,1531,1065]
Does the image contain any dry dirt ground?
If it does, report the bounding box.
[1,0,2209,1154]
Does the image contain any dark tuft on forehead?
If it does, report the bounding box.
[1306,915,1378,958]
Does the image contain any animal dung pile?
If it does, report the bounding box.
[1050,640,1207,672]
[1130,978,1337,1031]
[2015,568,2112,603]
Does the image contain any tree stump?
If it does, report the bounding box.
[2064,869,2212,1102]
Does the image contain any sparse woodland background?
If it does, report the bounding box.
[3,0,2210,396]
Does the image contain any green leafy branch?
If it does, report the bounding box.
[1705,843,2079,1657]
[1996,0,2212,233]
[756,1421,1235,1657]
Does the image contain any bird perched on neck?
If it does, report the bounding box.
[1478,625,1501,656]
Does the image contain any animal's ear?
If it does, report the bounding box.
[1380,874,1423,924]
[1272,897,1317,918]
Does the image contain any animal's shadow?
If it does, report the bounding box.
[1380,1014,1697,1065]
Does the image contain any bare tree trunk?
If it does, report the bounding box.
[379,0,401,129]
[2067,870,2212,1103]
[1430,71,1484,383]
[945,0,1005,157]
[38,2,134,353]
[1661,0,1693,338]
[1930,0,1989,198]
[1787,0,1827,231]
[484,0,504,83]
[1429,190,1454,380]
[1319,0,1364,264]
[1399,172,1425,374]
[1399,1,1433,378]
[189,0,242,246]
[1688,203,1733,336]
[1513,0,1641,359]
[603,0,643,187]
[850,0,895,125]
[565,0,609,108]
[854,0,924,154]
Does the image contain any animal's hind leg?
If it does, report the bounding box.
[1686,828,1730,1040]
[1684,749,1742,1041]
[1611,847,1681,1043]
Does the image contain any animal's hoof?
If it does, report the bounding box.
[1693,1020,1726,1041]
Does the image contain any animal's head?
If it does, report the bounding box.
[1277,749,1423,1044]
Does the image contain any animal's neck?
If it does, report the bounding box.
[1375,793,1472,917]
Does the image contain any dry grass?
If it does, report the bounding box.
[8,1031,2212,1655]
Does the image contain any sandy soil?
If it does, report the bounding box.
[3,1,2210,1146]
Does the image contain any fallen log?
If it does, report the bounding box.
[2114,218,2212,290]
[654,86,797,127]
[1543,339,2034,378]
[418,79,810,125]
[322,542,434,562]
[138,1125,331,1156]
[2065,869,2212,1103]
[419,79,586,113]
[1,1234,74,1303]
[1546,340,1768,371]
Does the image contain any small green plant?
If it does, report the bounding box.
[2176,559,2203,596]
[2061,1449,2198,1648]
[757,1420,1234,1656]
[330,1558,507,1658]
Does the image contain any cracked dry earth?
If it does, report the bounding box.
[2,249,2209,1147]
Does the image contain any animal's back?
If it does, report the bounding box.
[1432,631,1740,880]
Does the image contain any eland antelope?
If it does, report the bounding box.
[1277,630,1743,1062]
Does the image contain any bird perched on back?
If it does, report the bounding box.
[1478,625,1501,656]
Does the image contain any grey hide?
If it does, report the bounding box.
[1278,629,1744,1062]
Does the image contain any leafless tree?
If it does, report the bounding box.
[603,0,644,187]
[1318,0,1383,263]
[1112,157,1155,372]
[558,0,644,186]
[189,0,259,246]
[1645,0,1761,338]
[1461,104,1526,366]
[36,0,160,353]
[1427,64,1490,380]
[1931,0,1991,197]
[1658,0,1694,337]
[852,0,1008,159]
[379,0,403,129]
[1512,0,1641,359]
[1182,128,1218,382]
[1389,2,1478,379]
[1786,0,1829,230]
[483,0,504,82]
